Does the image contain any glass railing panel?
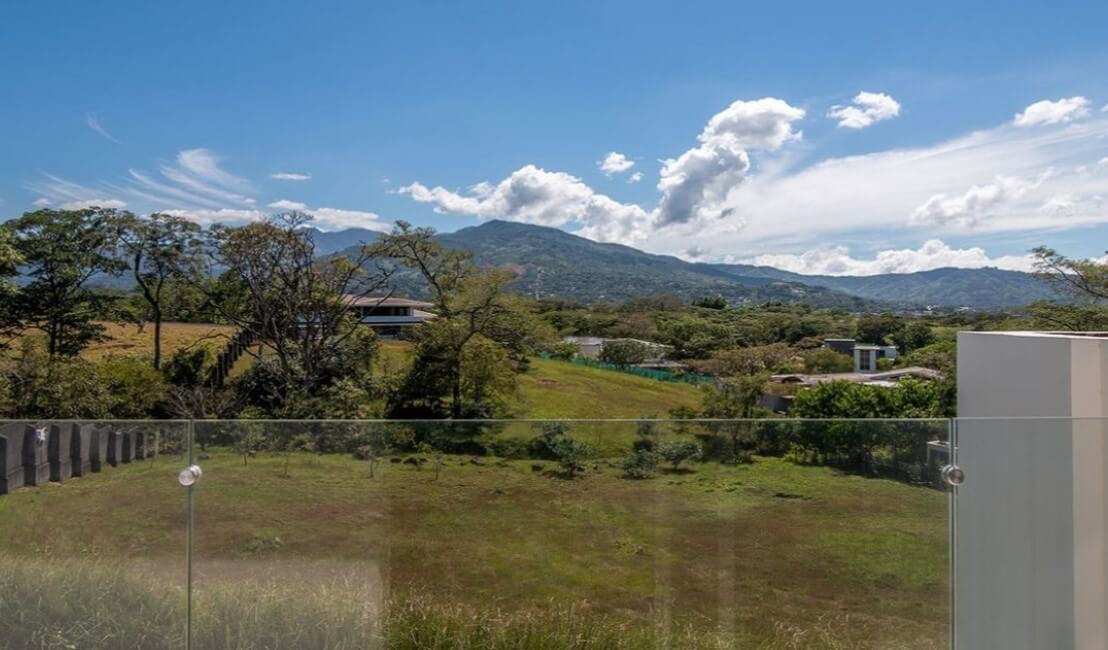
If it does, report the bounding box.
[952,417,1108,650]
[189,418,951,649]
[0,419,191,649]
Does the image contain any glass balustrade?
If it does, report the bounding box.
[0,418,958,648]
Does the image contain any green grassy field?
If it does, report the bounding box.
[375,340,703,418]
[0,441,949,649]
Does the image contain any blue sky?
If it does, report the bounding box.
[3,1,1108,275]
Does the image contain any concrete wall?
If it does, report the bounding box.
[957,332,1108,649]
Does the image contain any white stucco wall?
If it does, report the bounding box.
[957,332,1108,649]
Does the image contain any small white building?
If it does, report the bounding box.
[852,344,898,373]
[563,336,673,361]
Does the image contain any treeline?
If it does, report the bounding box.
[0,208,553,421]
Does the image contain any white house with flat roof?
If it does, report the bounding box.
[343,295,435,337]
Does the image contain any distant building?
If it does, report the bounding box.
[822,338,897,373]
[343,295,435,338]
[824,338,856,355]
[770,366,943,387]
[563,336,674,362]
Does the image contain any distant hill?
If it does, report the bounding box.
[706,262,1056,309]
[96,220,1055,310]
[426,220,1052,309]
[430,221,876,309]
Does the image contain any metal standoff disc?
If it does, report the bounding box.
[941,464,965,487]
[177,464,203,487]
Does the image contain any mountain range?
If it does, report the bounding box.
[324,220,1056,310]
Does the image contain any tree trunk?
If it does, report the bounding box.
[153,308,163,370]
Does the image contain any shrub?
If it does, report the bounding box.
[657,440,702,470]
[620,449,659,479]
[547,341,579,360]
[550,436,592,477]
[485,436,530,459]
[598,339,651,366]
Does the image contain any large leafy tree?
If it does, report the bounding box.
[117,212,205,369]
[201,212,393,408]
[1030,247,1108,331]
[372,221,551,418]
[6,208,127,357]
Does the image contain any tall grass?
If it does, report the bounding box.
[0,556,933,649]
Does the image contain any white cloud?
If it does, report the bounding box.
[827,91,901,129]
[910,172,1048,227]
[599,152,635,176]
[636,110,1108,261]
[32,198,50,207]
[85,112,121,143]
[161,208,267,227]
[398,164,653,243]
[1013,96,1091,127]
[158,149,254,205]
[655,97,805,227]
[268,199,308,211]
[271,171,312,181]
[628,171,643,183]
[60,198,128,210]
[747,240,1037,276]
[308,208,390,232]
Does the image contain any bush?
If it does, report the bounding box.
[802,348,853,373]
[598,339,651,366]
[547,341,579,360]
[620,449,659,479]
[656,440,702,470]
[485,436,530,459]
[550,436,592,477]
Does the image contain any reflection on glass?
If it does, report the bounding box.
[0,420,191,649]
[189,419,951,649]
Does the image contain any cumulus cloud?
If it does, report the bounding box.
[747,240,1037,276]
[628,171,643,183]
[1013,96,1091,127]
[398,164,653,243]
[61,198,127,210]
[635,109,1108,262]
[599,152,635,176]
[308,208,390,232]
[268,199,308,211]
[655,97,805,227]
[910,173,1048,227]
[271,171,312,181]
[827,91,901,129]
[32,198,50,207]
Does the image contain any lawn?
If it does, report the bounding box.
[69,321,237,361]
[377,340,704,419]
[0,437,949,649]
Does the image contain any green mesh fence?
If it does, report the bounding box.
[539,353,714,384]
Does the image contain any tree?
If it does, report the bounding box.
[599,339,651,366]
[891,321,934,354]
[0,228,24,346]
[117,213,204,369]
[202,212,392,408]
[1033,246,1108,303]
[657,440,702,471]
[855,314,902,345]
[6,209,127,356]
[802,347,853,373]
[620,449,659,478]
[373,222,549,417]
[551,436,591,478]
